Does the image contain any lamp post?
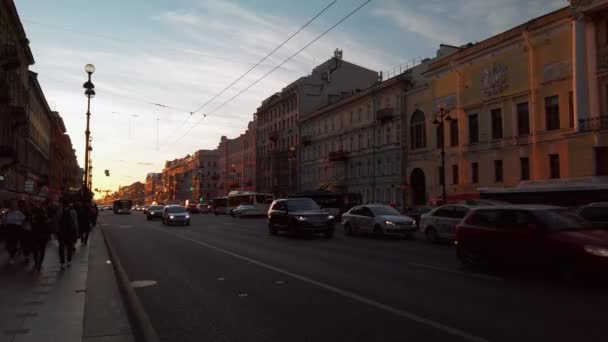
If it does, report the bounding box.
[432,104,452,205]
[83,64,95,193]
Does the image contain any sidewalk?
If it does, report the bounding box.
[0,227,134,342]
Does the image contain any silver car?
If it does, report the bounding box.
[341,205,416,238]
[419,204,474,243]
[231,204,266,218]
[162,205,190,226]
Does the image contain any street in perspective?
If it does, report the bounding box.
[2,0,608,342]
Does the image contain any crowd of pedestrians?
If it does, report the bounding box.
[1,198,98,270]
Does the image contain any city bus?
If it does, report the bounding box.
[226,191,274,215]
[288,191,361,219]
[113,199,133,214]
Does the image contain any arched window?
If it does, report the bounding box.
[410,110,426,150]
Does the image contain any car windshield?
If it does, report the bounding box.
[579,207,608,222]
[150,206,163,210]
[288,199,320,212]
[370,206,401,216]
[536,209,591,232]
[167,206,187,213]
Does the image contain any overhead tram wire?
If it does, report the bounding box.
[170,0,373,145]
[161,0,338,146]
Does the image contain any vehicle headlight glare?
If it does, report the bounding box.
[384,220,395,225]
[296,216,307,221]
[186,215,190,219]
[327,215,334,220]
[170,215,175,219]
[584,245,608,257]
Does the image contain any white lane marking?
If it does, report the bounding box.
[131,280,158,288]
[156,227,488,342]
[406,262,503,282]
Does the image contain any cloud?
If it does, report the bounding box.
[136,162,155,166]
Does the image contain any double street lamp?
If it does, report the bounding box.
[83,64,95,194]
[432,104,453,205]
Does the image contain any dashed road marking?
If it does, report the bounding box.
[156,226,489,342]
[131,280,158,288]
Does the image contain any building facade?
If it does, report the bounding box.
[404,5,608,206]
[48,111,79,200]
[0,0,35,199]
[161,149,218,204]
[217,121,256,196]
[26,71,51,197]
[117,181,145,205]
[255,51,378,197]
[144,172,162,204]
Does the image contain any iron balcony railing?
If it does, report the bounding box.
[579,115,608,132]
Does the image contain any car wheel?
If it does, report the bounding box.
[458,246,481,269]
[268,221,278,235]
[425,227,440,244]
[324,228,334,239]
[373,225,383,237]
[344,223,353,236]
[288,222,298,237]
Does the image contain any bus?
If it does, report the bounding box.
[113,199,133,214]
[288,191,361,218]
[211,197,227,215]
[226,191,274,215]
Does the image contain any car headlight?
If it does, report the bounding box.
[185,215,190,219]
[327,215,334,220]
[412,220,416,226]
[384,220,395,225]
[296,216,307,221]
[150,212,155,215]
[170,215,175,219]
[584,245,608,257]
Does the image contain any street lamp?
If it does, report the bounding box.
[432,104,452,205]
[83,64,95,194]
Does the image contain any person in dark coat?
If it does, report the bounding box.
[57,201,78,268]
[75,202,92,245]
[31,204,52,271]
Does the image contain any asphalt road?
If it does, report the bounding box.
[100,211,608,342]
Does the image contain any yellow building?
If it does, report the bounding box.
[404,4,608,206]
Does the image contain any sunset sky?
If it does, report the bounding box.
[14,0,565,193]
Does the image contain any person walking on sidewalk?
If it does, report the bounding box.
[76,201,91,246]
[18,200,34,264]
[58,201,78,268]
[2,200,25,265]
[31,204,52,271]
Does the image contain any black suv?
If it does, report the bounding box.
[268,198,335,238]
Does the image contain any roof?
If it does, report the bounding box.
[3,0,35,65]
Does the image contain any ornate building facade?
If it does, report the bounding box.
[217,121,255,196]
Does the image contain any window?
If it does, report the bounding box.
[545,95,560,131]
[449,119,459,146]
[438,166,444,185]
[491,108,503,139]
[549,154,560,179]
[436,125,443,149]
[468,114,479,144]
[471,162,479,184]
[494,160,503,182]
[517,102,529,135]
[410,110,426,149]
[568,91,574,128]
[452,164,459,184]
[520,157,530,181]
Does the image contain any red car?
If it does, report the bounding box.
[456,205,608,280]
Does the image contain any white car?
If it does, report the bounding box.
[341,205,416,238]
[231,204,266,218]
[419,204,474,243]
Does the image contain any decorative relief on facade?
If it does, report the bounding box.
[481,63,508,97]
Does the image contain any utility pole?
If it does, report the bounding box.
[156,118,159,150]
[83,64,95,193]
[371,72,382,203]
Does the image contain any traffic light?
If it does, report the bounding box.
[199,196,204,202]
[190,186,194,191]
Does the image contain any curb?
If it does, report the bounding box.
[100,226,161,342]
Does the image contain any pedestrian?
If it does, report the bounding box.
[2,200,25,265]
[76,201,91,245]
[57,201,78,268]
[31,204,52,271]
[90,203,99,230]
[18,200,34,263]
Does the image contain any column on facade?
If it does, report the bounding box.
[573,14,590,130]
[586,15,601,118]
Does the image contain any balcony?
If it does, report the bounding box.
[376,108,395,122]
[579,115,608,132]
[328,150,348,162]
[300,135,312,145]
[268,131,279,142]
[515,135,530,145]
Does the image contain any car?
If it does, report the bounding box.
[186,203,199,214]
[402,206,434,227]
[162,205,190,226]
[146,205,164,220]
[576,202,608,229]
[456,205,608,280]
[267,198,335,238]
[342,205,416,238]
[419,204,476,243]
[231,204,266,218]
[142,205,150,214]
[196,203,211,214]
